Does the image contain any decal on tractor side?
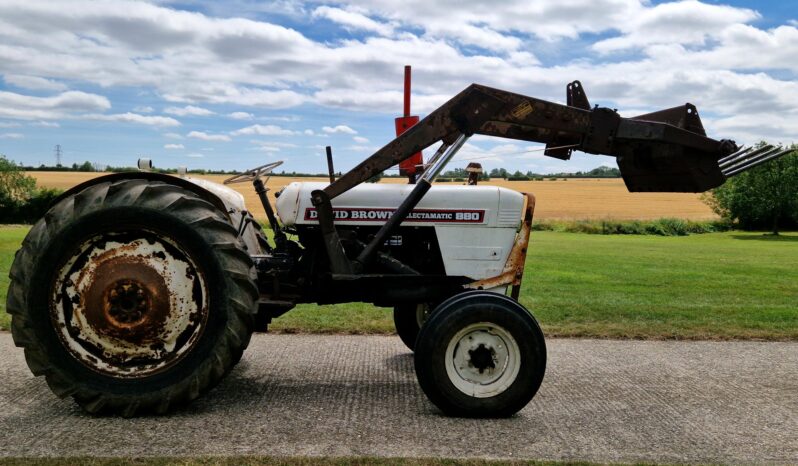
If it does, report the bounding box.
[304,207,485,223]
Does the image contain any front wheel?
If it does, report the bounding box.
[414,291,546,418]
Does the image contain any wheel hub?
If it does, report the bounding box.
[106,280,148,324]
[51,231,208,378]
[445,322,521,398]
[468,344,496,374]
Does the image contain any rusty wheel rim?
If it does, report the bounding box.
[50,230,209,378]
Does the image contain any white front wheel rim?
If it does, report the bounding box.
[445,322,521,398]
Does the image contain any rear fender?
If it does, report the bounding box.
[52,172,232,218]
[51,172,266,255]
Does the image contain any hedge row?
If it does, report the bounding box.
[0,188,63,224]
[531,218,733,236]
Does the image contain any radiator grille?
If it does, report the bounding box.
[497,209,521,227]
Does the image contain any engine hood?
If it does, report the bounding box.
[275,182,525,229]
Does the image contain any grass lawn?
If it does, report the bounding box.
[1,226,796,339]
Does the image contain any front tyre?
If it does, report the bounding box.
[6,179,258,416]
[414,291,546,418]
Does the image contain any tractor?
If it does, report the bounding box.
[6,79,790,417]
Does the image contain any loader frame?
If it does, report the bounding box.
[300,81,739,296]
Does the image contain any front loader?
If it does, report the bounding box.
[6,80,791,418]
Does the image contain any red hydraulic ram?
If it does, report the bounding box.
[395,65,424,182]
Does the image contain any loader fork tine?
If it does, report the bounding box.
[723,146,793,177]
[719,144,773,170]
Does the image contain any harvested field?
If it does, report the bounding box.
[29,172,718,221]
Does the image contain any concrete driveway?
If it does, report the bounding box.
[0,333,795,464]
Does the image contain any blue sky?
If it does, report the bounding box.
[0,0,795,174]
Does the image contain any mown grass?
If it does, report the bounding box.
[1,226,796,339]
[0,225,22,329]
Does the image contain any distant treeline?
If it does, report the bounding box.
[24,162,621,179]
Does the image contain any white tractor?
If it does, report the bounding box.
[7,80,788,417]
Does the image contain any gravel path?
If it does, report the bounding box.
[0,333,795,464]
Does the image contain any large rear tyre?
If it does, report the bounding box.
[393,303,433,351]
[414,291,546,418]
[6,179,258,416]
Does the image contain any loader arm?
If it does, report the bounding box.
[324,82,739,199]
[310,80,789,275]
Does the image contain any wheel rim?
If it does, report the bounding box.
[444,322,521,398]
[50,230,209,378]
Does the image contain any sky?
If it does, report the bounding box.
[0,0,795,175]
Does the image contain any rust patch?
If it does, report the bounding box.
[465,193,535,299]
[82,258,171,344]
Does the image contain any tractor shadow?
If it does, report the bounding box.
[180,350,429,416]
[384,352,414,374]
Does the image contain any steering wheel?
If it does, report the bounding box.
[224,161,284,185]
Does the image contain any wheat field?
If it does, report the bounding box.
[29,172,718,221]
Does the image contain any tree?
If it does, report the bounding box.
[0,155,36,207]
[703,144,798,234]
[489,168,508,179]
[78,161,95,172]
[1,155,37,222]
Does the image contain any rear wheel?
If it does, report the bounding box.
[414,291,546,417]
[393,303,433,351]
[6,179,258,416]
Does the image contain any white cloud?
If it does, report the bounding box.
[163,86,306,108]
[164,105,215,116]
[346,144,375,152]
[264,115,301,122]
[32,120,60,127]
[312,6,394,36]
[303,129,315,135]
[353,136,369,143]
[228,111,254,120]
[322,125,357,134]
[133,105,154,113]
[164,143,185,149]
[256,145,281,152]
[84,112,181,127]
[0,122,21,128]
[0,0,795,157]
[3,74,67,91]
[187,152,204,158]
[231,124,296,136]
[593,0,759,53]
[187,130,231,141]
[449,142,554,167]
[163,132,183,139]
[248,140,297,148]
[0,132,24,139]
[0,90,110,120]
